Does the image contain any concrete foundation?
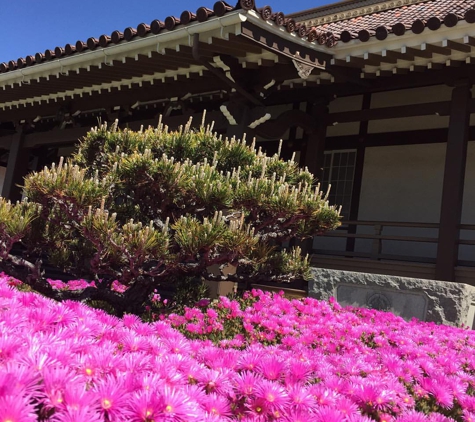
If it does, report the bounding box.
[308,267,475,327]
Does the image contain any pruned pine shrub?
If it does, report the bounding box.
[0,117,341,315]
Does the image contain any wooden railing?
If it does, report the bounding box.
[312,220,475,266]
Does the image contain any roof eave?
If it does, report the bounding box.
[0,11,248,89]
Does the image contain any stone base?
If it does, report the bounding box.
[308,268,475,327]
[203,280,236,299]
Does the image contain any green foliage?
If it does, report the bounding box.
[0,198,39,258]
[1,117,341,314]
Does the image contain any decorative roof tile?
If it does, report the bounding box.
[297,0,475,43]
[0,0,338,75]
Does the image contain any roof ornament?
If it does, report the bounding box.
[238,0,255,11]
[292,53,315,79]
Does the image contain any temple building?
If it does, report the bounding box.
[0,0,474,285]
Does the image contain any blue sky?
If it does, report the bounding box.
[0,0,330,63]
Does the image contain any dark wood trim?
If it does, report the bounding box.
[0,74,224,123]
[287,102,301,146]
[436,81,472,281]
[239,21,331,68]
[346,93,371,252]
[323,126,475,149]
[304,100,328,180]
[254,109,318,139]
[1,127,28,201]
[23,127,90,148]
[325,99,475,125]
[267,64,475,105]
[20,110,226,149]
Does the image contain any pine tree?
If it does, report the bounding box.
[0,116,340,315]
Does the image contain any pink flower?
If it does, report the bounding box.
[254,379,289,413]
[234,371,263,396]
[0,395,37,422]
[158,386,201,420]
[51,406,104,422]
[201,392,232,418]
[127,391,162,421]
[315,406,346,422]
[93,375,132,420]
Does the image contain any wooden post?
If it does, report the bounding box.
[304,98,329,181]
[2,127,29,201]
[302,98,329,254]
[371,224,383,259]
[347,93,372,252]
[435,80,472,281]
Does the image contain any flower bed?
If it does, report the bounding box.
[1,274,475,421]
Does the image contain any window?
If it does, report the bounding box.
[321,150,357,220]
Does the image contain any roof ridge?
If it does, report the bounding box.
[290,0,433,23]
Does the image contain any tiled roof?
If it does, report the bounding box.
[3,0,474,77]
[289,0,393,20]
[0,0,338,75]
[298,0,475,43]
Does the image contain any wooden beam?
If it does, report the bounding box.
[326,100,453,124]
[239,21,331,68]
[23,127,89,148]
[410,65,427,73]
[442,39,471,53]
[427,62,445,70]
[446,60,464,67]
[421,42,451,56]
[363,52,389,65]
[463,35,475,47]
[376,70,394,77]
[401,46,432,59]
[436,80,472,281]
[346,56,369,67]
[21,110,226,148]
[330,58,361,69]
[382,49,414,61]
[392,67,410,75]
[267,62,475,105]
[253,109,318,139]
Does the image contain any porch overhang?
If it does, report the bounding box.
[0,4,334,125]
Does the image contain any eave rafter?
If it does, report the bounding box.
[0,7,340,122]
[329,20,475,80]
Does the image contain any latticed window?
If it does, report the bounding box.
[321,150,357,220]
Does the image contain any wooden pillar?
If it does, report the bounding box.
[347,93,372,252]
[301,98,329,254]
[435,80,472,281]
[304,98,329,181]
[2,127,29,201]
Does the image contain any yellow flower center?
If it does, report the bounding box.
[165,405,173,413]
[85,368,93,376]
[102,399,112,410]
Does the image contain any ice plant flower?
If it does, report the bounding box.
[2,275,475,420]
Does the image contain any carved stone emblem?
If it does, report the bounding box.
[367,293,391,311]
